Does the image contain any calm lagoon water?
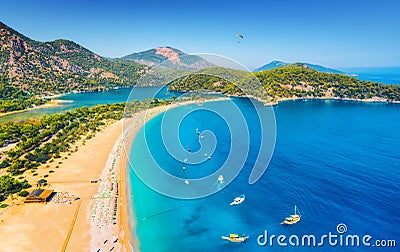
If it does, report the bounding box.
[0,86,179,123]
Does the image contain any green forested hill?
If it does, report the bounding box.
[0,81,44,113]
[0,22,145,95]
[256,65,400,101]
[168,65,400,103]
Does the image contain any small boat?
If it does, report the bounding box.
[196,128,200,135]
[230,194,245,206]
[221,234,248,243]
[218,175,224,183]
[281,205,301,225]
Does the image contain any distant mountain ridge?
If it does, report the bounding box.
[0,20,212,96]
[121,46,213,69]
[254,61,287,71]
[0,21,145,95]
[255,60,343,74]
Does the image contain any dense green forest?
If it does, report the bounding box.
[0,99,173,202]
[0,175,30,202]
[168,65,400,102]
[0,79,46,113]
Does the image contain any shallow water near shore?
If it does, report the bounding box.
[129,98,400,251]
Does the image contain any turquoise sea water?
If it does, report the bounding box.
[129,98,400,251]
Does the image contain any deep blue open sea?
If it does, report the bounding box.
[341,67,400,85]
[129,98,400,251]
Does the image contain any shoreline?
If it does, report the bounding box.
[0,99,70,119]
[1,89,398,120]
[0,109,28,118]
[234,95,400,106]
[276,96,400,104]
[120,97,230,251]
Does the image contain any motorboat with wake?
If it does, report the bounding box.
[221,234,249,243]
[230,194,245,206]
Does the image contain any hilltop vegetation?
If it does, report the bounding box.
[254,60,344,74]
[256,65,400,101]
[168,65,400,103]
[168,66,267,99]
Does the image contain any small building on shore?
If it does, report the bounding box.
[24,189,54,203]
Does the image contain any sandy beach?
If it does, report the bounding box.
[0,119,128,251]
[0,97,223,252]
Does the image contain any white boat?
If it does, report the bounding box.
[230,194,245,206]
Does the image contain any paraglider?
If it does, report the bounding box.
[235,34,244,43]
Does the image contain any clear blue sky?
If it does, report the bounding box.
[1,0,399,69]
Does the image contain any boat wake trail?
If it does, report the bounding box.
[142,205,185,221]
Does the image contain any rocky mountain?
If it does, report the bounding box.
[0,21,145,95]
[121,46,213,69]
[255,60,343,74]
